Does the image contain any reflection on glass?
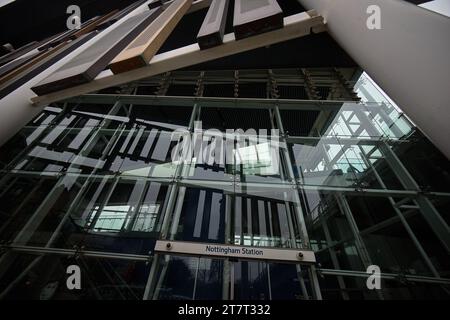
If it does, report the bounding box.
[289,136,359,188]
[234,134,286,184]
[1,254,150,300]
[0,80,448,302]
[234,189,299,248]
[3,176,169,255]
[155,255,223,300]
[289,137,404,190]
[115,130,180,178]
[175,187,226,244]
[69,179,168,234]
[234,261,270,300]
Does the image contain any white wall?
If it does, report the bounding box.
[299,0,450,159]
[420,0,450,17]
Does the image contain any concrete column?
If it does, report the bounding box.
[298,0,450,159]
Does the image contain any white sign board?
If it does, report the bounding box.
[155,240,316,264]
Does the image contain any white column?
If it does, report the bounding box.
[298,0,450,159]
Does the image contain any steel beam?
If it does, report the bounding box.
[0,0,153,148]
[317,268,450,285]
[197,0,230,49]
[30,11,325,107]
[31,8,164,95]
[109,0,193,74]
[233,0,283,40]
[379,141,450,253]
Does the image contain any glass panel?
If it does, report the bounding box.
[115,130,180,179]
[391,135,450,193]
[195,257,224,300]
[5,124,90,174]
[129,104,192,129]
[234,133,287,184]
[380,278,450,300]
[0,174,58,242]
[153,255,224,300]
[301,190,365,271]
[55,177,167,255]
[404,212,450,277]
[200,107,273,132]
[288,136,360,188]
[142,255,313,300]
[433,195,450,227]
[153,255,197,300]
[319,274,450,300]
[362,221,432,276]
[318,102,412,140]
[179,127,234,182]
[303,189,436,276]
[346,195,397,230]
[363,102,413,139]
[269,263,310,300]
[5,175,169,256]
[0,253,38,294]
[234,184,302,248]
[170,182,304,248]
[318,274,379,300]
[173,186,229,244]
[357,141,405,190]
[0,124,55,170]
[234,261,270,300]
[279,110,321,137]
[179,129,286,184]
[289,138,405,190]
[0,254,151,300]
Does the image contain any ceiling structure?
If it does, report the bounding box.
[0,0,137,48]
[0,0,428,67]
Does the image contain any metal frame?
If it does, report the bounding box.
[2,81,450,299]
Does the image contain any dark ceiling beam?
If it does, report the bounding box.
[0,0,137,48]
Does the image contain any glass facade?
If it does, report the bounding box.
[0,68,449,300]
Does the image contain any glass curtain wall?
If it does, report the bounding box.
[0,69,449,300]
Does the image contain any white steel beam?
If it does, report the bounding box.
[0,0,155,147]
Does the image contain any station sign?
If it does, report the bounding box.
[155,240,316,264]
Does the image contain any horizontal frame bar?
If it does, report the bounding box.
[317,268,450,285]
[1,246,448,285]
[2,244,152,262]
[62,94,346,111]
[2,169,449,197]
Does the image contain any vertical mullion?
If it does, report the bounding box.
[273,105,317,300]
[143,103,198,300]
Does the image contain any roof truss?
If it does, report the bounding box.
[31,10,325,107]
